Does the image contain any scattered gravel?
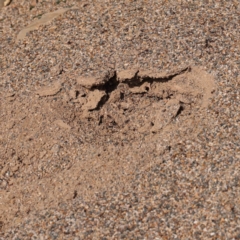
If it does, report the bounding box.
[0,0,240,239]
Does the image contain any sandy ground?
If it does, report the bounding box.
[0,0,240,239]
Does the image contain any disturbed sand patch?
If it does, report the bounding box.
[57,65,214,133]
[0,66,215,229]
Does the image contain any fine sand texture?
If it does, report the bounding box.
[0,0,240,239]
